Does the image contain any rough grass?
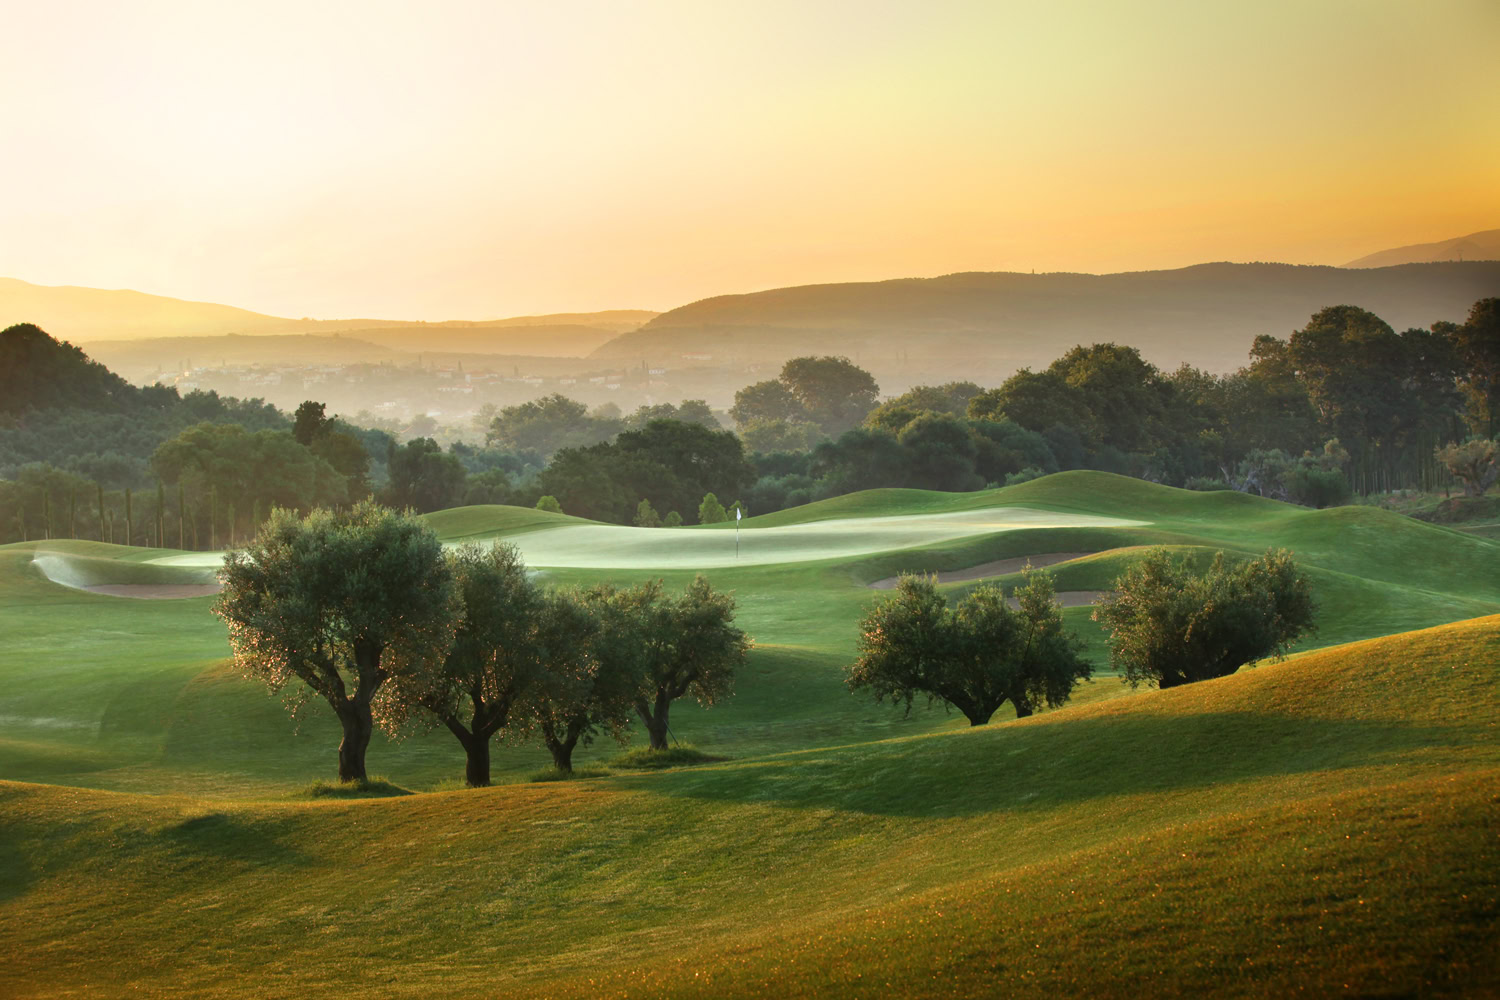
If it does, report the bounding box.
[0,615,1495,998]
[298,775,412,798]
[528,766,612,782]
[610,745,730,769]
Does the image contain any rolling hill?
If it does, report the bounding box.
[590,261,1500,383]
[2,473,1499,995]
[1344,227,1500,267]
[0,276,656,349]
[0,563,1495,995]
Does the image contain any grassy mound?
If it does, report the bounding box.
[0,614,1495,997]
[610,745,729,769]
[298,776,412,798]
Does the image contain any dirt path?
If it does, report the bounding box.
[867,552,1094,590]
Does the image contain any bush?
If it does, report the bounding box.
[1185,476,1231,492]
[663,510,683,527]
[633,498,662,527]
[1005,466,1046,486]
[535,495,563,514]
[1286,465,1351,508]
[698,492,728,524]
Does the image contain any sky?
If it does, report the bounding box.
[2,0,1497,320]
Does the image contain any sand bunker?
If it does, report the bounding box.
[30,554,221,600]
[868,552,1095,590]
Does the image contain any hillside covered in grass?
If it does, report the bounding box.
[1,472,1497,797]
[1,614,1496,997]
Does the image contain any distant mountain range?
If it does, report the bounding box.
[5,256,1497,394]
[0,277,656,355]
[1344,228,1500,268]
[594,261,1500,379]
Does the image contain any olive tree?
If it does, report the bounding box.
[1092,547,1315,689]
[597,576,747,750]
[848,568,1090,726]
[381,543,543,787]
[214,502,460,782]
[524,589,635,772]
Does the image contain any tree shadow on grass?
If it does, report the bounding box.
[645,711,1478,819]
[157,812,314,869]
[0,837,34,903]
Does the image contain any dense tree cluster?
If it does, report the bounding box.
[742,298,1498,514]
[731,355,880,439]
[215,506,749,784]
[536,419,753,524]
[483,393,719,459]
[5,299,1496,539]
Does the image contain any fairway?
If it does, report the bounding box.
[3,472,1499,998]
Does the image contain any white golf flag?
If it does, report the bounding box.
[736,506,742,522]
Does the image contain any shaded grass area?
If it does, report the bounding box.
[299,776,412,799]
[0,616,1495,998]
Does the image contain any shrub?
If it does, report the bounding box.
[698,492,728,524]
[1004,467,1046,486]
[535,495,563,514]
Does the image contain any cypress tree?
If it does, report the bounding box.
[125,488,133,546]
[97,483,105,542]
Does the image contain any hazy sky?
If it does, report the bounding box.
[3,0,1497,320]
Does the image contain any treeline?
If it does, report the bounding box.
[4,298,1497,541]
[736,298,1499,512]
[216,504,749,785]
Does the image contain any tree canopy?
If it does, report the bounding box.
[1092,547,1315,689]
[214,503,461,782]
[848,569,1089,726]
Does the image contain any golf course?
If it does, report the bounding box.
[1,470,1497,997]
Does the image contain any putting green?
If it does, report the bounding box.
[137,505,1146,571]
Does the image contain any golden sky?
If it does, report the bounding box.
[3,0,1497,320]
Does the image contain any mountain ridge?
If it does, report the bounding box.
[589,260,1500,378]
[0,277,657,344]
[1344,228,1500,268]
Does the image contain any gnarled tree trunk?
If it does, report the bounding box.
[636,690,673,750]
[542,718,585,772]
[336,704,373,782]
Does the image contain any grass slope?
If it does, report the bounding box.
[1,615,1496,998]
[1,472,1497,796]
